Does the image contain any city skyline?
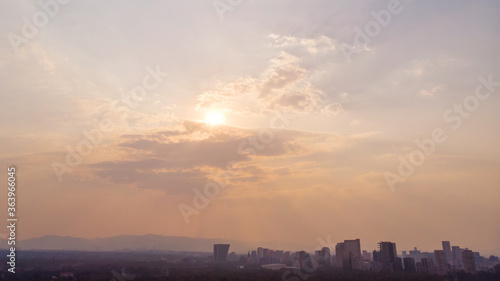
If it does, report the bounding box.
[216,238,498,274]
[1,0,500,266]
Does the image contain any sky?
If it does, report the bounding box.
[1,0,499,255]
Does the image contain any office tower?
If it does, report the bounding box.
[316,247,331,266]
[420,258,434,274]
[394,257,403,272]
[442,241,452,266]
[416,261,423,272]
[403,257,416,272]
[362,250,372,261]
[335,243,344,268]
[452,246,463,269]
[462,250,476,273]
[257,247,264,261]
[378,241,398,271]
[250,250,258,263]
[213,244,230,262]
[284,251,291,264]
[373,249,380,262]
[296,251,309,268]
[434,250,447,275]
[343,239,362,271]
[275,250,284,263]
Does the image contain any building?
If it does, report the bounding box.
[376,241,398,271]
[394,257,403,272]
[335,243,344,268]
[406,247,435,263]
[213,244,230,263]
[296,251,309,268]
[434,250,447,275]
[343,239,362,271]
[420,258,434,274]
[362,250,372,261]
[315,247,331,266]
[403,257,416,273]
[442,241,452,267]
[452,246,463,269]
[462,249,476,273]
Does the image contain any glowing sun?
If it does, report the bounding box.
[204,110,226,126]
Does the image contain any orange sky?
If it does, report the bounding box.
[1,0,499,256]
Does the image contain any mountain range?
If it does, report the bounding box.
[0,234,308,254]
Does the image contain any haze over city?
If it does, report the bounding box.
[1,0,499,261]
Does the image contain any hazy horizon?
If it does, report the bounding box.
[1,0,499,261]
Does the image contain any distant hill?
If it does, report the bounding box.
[0,234,307,254]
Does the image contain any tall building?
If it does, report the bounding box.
[335,243,344,268]
[452,246,463,269]
[344,239,362,271]
[336,239,362,271]
[362,250,371,261]
[442,241,452,266]
[434,250,447,275]
[394,257,403,272]
[213,244,230,263]
[420,258,434,274]
[403,257,416,272]
[462,250,476,273]
[377,241,398,271]
[296,251,309,268]
[316,247,330,266]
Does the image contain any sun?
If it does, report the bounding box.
[204,110,226,126]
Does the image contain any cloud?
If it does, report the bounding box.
[196,51,323,115]
[269,34,337,54]
[323,103,344,116]
[419,85,443,96]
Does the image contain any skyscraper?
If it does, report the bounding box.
[442,241,452,266]
[434,250,447,275]
[462,249,476,273]
[343,239,362,271]
[378,241,398,271]
[336,239,362,271]
[403,257,416,273]
[316,247,330,266]
[213,244,230,263]
[420,258,434,274]
[452,246,463,269]
[335,242,344,268]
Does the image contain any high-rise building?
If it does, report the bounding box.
[420,258,434,274]
[403,257,416,272]
[362,250,372,261]
[316,247,330,266]
[434,250,447,275]
[442,241,452,266]
[452,246,463,269]
[283,251,291,264]
[462,250,476,273]
[343,239,362,271]
[335,243,344,268]
[213,244,230,263]
[336,239,362,271]
[378,241,398,271]
[394,257,403,272]
[257,247,264,260]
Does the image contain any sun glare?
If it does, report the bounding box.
[204,110,226,126]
